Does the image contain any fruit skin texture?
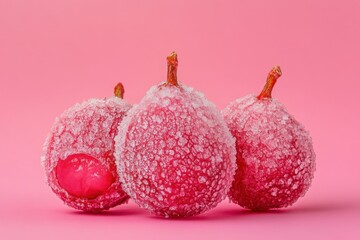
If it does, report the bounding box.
[222,94,316,210]
[42,97,131,212]
[115,83,236,218]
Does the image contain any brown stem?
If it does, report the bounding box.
[257,66,282,99]
[114,82,124,99]
[166,52,178,86]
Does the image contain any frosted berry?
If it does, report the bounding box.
[41,83,131,212]
[222,66,315,210]
[115,52,236,218]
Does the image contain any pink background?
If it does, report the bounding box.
[1,0,359,239]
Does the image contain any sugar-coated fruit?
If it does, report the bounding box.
[42,83,131,212]
[115,52,236,218]
[222,66,315,210]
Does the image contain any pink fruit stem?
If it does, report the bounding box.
[166,52,178,86]
[114,82,125,98]
[257,66,282,100]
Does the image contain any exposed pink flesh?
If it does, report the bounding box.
[56,153,115,199]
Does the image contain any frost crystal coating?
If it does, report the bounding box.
[115,83,236,218]
[222,67,316,210]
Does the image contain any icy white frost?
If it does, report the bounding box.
[115,82,236,217]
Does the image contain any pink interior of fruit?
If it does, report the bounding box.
[55,153,115,199]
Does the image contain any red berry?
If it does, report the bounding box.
[115,52,236,218]
[222,67,315,210]
[42,83,131,212]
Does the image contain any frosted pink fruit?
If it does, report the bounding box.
[115,52,236,218]
[222,66,315,210]
[41,83,131,212]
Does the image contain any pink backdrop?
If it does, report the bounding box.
[1,0,359,239]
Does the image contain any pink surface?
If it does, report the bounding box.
[0,0,359,239]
